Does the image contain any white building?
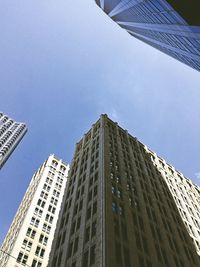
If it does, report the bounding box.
[144,145,200,256]
[0,155,69,267]
[0,112,27,169]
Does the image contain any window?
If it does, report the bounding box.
[82,251,88,267]
[90,245,95,265]
[116,177,120,184]
[51,197,58,206]
[116,242,122,265]
[40,191,48,200]
[26,228,36,239]
[86,207,91,221]
[94,185,98,196]
[43,183,51,192]
[88,190,92,202]
[46,177,53,185]
[117,189,122,199]
[22,239,32,251]
[48,171,54,178]
[37,199,46,208]
[31,259,42,267]
[124,248,131,267]
[42,223,51,234]
[53,190,60,198]
[112,202,117,213]
[67,241,73,259]
[57,177,63,184]
[45,213,54,224]
[74,237,79,254]
[92,221,96,237]
[48,205,56,214]
[78,200,83,211]
[34,207,43,218]
[35,246,45,258]
[119,205,123,216]
[30,217,40,228]
[17,252,28,265]
[52,160,58,167]
[55,182,62,191]
[17,252,23,263]
[93,201,97,215]
[85,226,90,242]
[60,165,66,172]
[39,234,48,246]
[111,186,115,194]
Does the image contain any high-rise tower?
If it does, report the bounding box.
[0,112,27,169]
[0,155,69,267]
[95,0,200,71]
[48,115,200,267]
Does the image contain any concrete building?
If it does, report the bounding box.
[0,112,27,169]
[0,155,69,267]
[48,114,199,267]
[95,0,200,71]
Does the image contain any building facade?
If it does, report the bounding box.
[48,115,200,267]
[0,155,69,267]
[0,112,27,169]
[95,0,200,71]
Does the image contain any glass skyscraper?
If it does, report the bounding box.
[95,0,200,71]
[0,112,27,169]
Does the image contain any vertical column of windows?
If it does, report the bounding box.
[108,123,133,267]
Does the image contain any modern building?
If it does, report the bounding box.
[0,112,27,169]
[0,155,69,267]
[48,114,200,267]
[95,0,200,71]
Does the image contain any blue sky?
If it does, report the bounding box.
[0,0,200,244]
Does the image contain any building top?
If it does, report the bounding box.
[0,112,27,169]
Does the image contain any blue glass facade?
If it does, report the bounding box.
[95,0,200,71]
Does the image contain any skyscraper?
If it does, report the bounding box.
[0,155,69,267]
[95,0,200,71]
[48,115,200,267]
[0,112,27,169]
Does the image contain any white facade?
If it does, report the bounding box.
[0,112,27,169]
[144,145,200,256]
[0,155,69,267]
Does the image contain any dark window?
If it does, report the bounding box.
[116,242,122,265]
[91,221,96,237]
[87,207,91,220]
[76,217,81,230]
[85,226,90,242]
[90,245,95,265]
[74,237,79,254]
[93,201,97,215]
[124,247,131,267]
[82,251,89,267]
[67,242,73,259]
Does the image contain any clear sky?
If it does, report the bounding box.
[0,0,200,244]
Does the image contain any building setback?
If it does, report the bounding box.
[0,155,69,267]
[48,114,200,267]
[95,0,200,71]
[0,112,27,169]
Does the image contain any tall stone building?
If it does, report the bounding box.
[95,0,200,71]
[0,155,69,267]
[0,112,27,169]
[48,115,200,267]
